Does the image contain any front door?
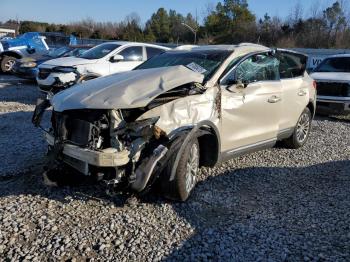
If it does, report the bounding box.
[109,46,144,74]
[220,53,282,153]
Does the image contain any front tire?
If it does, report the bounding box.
[283,107,312,149]
[1,56,16,73]
[161,137,200,201]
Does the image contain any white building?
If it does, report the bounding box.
[0,28,16,38]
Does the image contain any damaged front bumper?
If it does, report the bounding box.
[37,67,80,93]
[40,110,173,193]
[45,133,130,170]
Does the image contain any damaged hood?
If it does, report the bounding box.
[41,57,98,67]
[310,72,350,82]
[52,65,205,112]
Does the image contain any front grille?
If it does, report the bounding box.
[317,81,350,97]
[51,110,109,149]
[38,68,52,79]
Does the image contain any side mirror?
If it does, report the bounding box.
[226,79,247,92]
[235,80,246,89]
[109,54,124,63]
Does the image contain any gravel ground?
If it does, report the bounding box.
[0,74,349,261]
[0,75,49,176]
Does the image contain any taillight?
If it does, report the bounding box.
[312,81,317,89]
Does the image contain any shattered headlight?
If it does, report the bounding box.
[115,117,166,139]
[20,61,37,68]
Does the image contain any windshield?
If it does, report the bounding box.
[314,57,350,73]
[63,48,88,57]
[47,47,71,58]
[79,43,120,60]
[135,50,232,80]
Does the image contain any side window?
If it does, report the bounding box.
[235,54,280,83]
[278,52,307,79]
[146,47,164,59]
[119,46,143,61]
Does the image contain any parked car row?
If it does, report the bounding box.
[12,45,93,80]
[0,32,73,73]
[36,42,170,93]
[2,39,349,201]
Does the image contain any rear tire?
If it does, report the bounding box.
[161,137,200,201]
[283,107,312,149]
[1,56,16,73]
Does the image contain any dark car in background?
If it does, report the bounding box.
[12,45,92,80]
[310,54,350,115]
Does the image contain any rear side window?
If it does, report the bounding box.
[314,57,350,73]
[119,46,143,61]
[278,52,307,78]
[146,47,164,59]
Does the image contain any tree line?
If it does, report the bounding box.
[1,0,349,48]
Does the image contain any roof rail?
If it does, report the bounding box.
[238,42,267,48]
[174,45,198,50]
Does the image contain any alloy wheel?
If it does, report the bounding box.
[185,142,199,193]
[296,112,310,143]
[4,59,15,72]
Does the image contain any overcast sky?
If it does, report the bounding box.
[0,0,340,25]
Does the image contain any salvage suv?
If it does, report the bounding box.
[33,44,316,201]
[36,41,170,94]
[310,54,350,115]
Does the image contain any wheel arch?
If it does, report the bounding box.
[168,120,221,182]
[197,121,221,168]
[1,51,22,60]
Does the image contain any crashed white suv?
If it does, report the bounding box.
[34,44,316,201]
[36,41,169,93]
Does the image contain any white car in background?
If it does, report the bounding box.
[310,54,350,115]
[36,42,170,93]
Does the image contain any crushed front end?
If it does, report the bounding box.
[44,108,171,194]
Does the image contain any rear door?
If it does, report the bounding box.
[220,53,282,152]
[277,50,309,130]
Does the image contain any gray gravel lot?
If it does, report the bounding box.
[0,74,349,261]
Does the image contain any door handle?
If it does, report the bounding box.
[298,90,307,96]
[268,95,281,103]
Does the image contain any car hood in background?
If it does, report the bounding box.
[310,72,350,82]
[52,65,205,112]
[18,54,51,64]
[41,57,98,67]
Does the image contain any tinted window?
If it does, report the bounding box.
[314,57,350,73]
[234,54,280,83]
[146,47,164,59]
[278,52,307,78]
[63,48,89,57]
[119,46,143,61]
[48,47,71,58]
[136,50,231,81]
[80,43,120,60]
